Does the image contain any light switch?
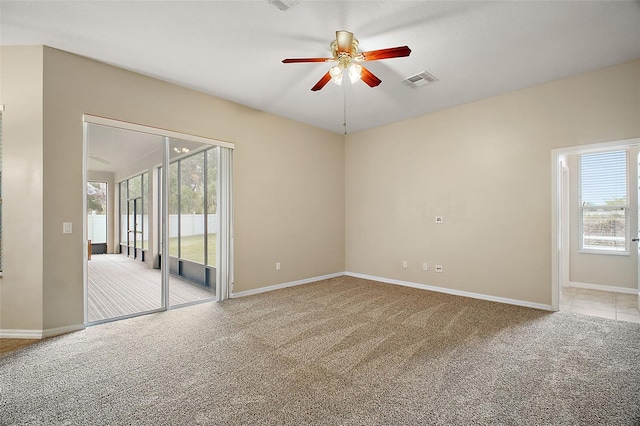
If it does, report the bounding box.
[63,222,72,234]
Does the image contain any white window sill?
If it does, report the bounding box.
[578,249,630,256]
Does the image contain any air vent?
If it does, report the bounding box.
[402,71,438,88]
[268,0,299,11]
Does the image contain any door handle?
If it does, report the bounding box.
[633,238,639,242]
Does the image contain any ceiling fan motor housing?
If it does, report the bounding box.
[330,38,359,61]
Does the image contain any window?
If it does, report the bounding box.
[128,174,143,250]
[87,182,107,249]
[0,112,3,272]
[180,151,205,264]
[118,172,148,255]
[142,173,148,251]
[206,148,218,267]
[579,150,628,253]
[166,146,218,267]
[120,181,127,247]
[168,162,179,257]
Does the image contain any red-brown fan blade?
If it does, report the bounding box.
[282,57,332,63]
[360,66,382,88]
[336,30,354,53]
[311,71,332,91]
[361,46,411,61]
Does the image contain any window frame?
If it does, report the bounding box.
[578,148,630,255]
[0,112,3,274]
[118,171,148,256]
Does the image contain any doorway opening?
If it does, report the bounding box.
[552,138,640,322]
[84,116,234,325]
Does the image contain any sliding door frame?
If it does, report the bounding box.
[83,115,234,325]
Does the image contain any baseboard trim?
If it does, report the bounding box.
[568,281,639,295]
[0,329,44,339]
[42,324,85,338]
[231,272,345,298]
[345,272,554,311]
[1,323,85,339]
[229,270,554,310]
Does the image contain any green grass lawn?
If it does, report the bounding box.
[169,234,217,266]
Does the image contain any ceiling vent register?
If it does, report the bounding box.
[403,71,438,88]
[268,0,299,11]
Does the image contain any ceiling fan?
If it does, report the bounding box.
[282,30,411,91]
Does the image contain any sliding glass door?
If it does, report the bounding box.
[166,139,217,307]
[87,125,163,323]
[84,116,234,325]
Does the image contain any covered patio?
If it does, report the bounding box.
[87,254,215,323]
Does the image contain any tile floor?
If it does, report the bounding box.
[560,286,640,323]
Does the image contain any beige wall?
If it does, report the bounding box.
[345,59,640,305]
[0,46,45,332]
[2,44,638,334]
[1,46,345,333]
[568,151,638,289]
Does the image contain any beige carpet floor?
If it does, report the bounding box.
[1,276,639,425]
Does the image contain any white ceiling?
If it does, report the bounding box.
[86,123,211,173]
[2,1,639,135]
[86,124,163,173]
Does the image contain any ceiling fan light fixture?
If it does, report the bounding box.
[348,63,362,84]
[330,65,343,85]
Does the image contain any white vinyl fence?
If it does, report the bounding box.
[88,214,107,243]
[102,213,219,245]
[169,214,218,237]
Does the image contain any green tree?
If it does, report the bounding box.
[87,182,107,214]
[180,152,205,214]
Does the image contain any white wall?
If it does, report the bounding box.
[345,59,640,306]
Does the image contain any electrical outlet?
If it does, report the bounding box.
[276,262,281,271]
[402,260,408,268]
[422,263,428,271]
[435,265,443,273]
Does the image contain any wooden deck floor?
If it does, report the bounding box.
[0,339,40,356]
[88,254,214,322]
